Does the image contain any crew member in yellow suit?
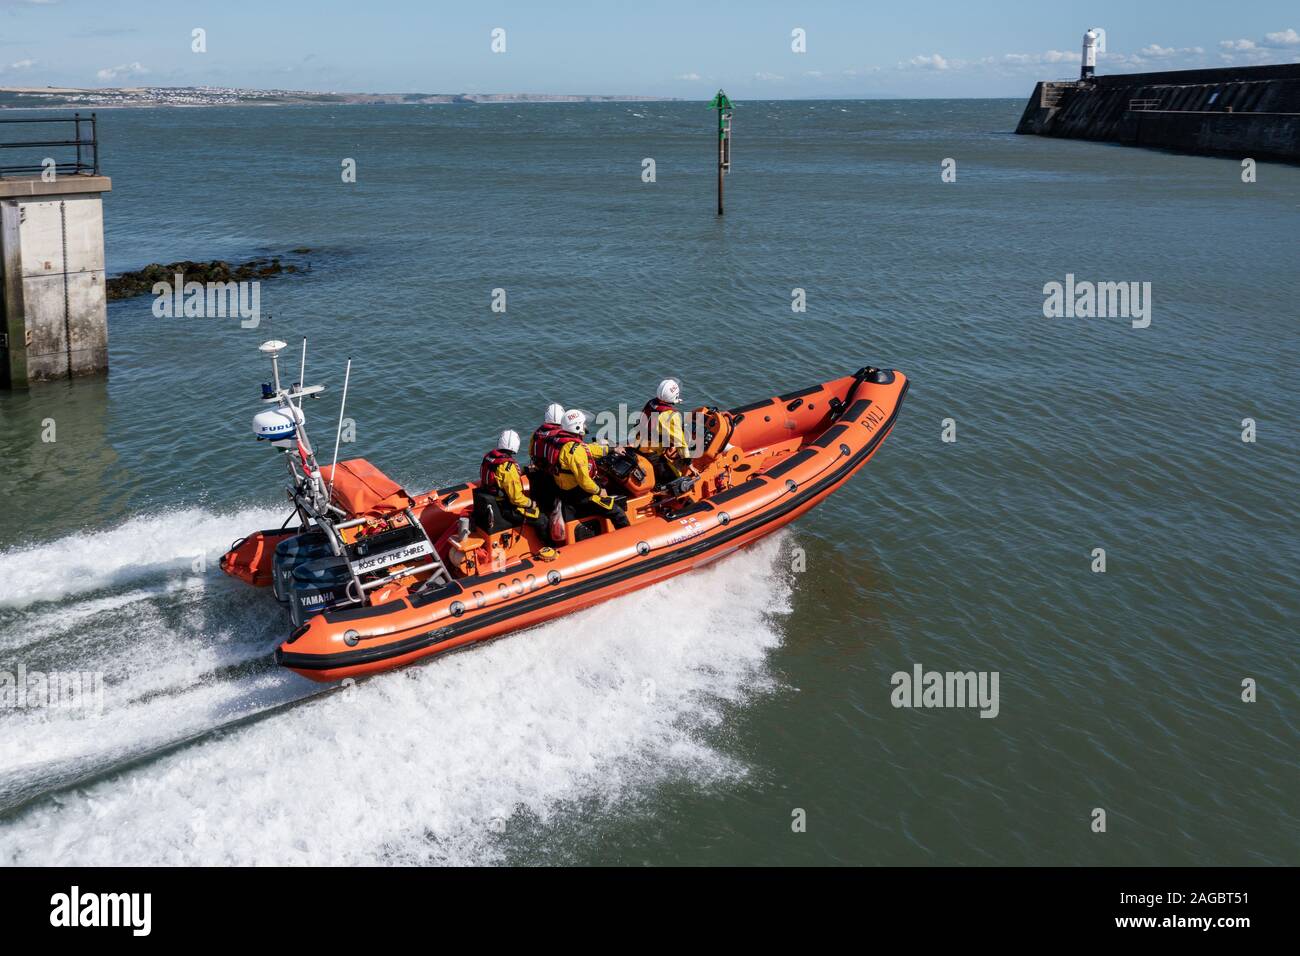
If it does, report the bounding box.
[552,409,629,536]
[638,378,691,485]
[526,401,567,511]
[479,429,550,539]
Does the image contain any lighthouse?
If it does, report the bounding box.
[1081,28,1102,81]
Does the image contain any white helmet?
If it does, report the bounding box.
[544,402,566,425]
[497,429,521,454]
[562,408,587,435]
[657,378,682,404]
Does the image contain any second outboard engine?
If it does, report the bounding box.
[272,528,332,604]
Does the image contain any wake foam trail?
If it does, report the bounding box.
[1,534,794,865]
[0,504,315,812]
[0,505,288,608]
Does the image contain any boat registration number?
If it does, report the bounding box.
[350,540,433,575]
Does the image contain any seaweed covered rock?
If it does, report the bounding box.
[107,252,310,301]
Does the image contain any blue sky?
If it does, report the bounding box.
[1,0,1297,98]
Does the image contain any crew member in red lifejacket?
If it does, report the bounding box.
[526,402,567,510]
[477,429,550,539]
[549,409,629,539]
[637,378,691,486]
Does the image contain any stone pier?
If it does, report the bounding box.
[1,174,112,388]
[1015,63,1300,164]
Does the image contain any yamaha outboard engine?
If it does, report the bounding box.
[289,555,353,628]
[272,528,332,604]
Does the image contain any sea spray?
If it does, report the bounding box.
[0,505,287,608]
[1,533,793,865]
[0,504,309,813]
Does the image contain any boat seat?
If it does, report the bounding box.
[474,488,539,542]
[472,489,504,535]
[566,517,615,545]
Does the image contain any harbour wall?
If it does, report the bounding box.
[0,175,112,387]
[1015,63,1300,163]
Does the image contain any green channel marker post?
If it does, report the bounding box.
[708,90,733,216]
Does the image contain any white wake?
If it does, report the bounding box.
[0,506,792,865]
[0,505,288,608]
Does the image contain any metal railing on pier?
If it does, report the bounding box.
[0,113,99,177]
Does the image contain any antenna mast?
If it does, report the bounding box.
[328,358,352,500]
[296,337,307,410]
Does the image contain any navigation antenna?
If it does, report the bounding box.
[328,358,352,500]
[253,338,328,510]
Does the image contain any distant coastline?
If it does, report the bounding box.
[0,86,679,109]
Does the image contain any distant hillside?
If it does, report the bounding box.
[0,86,679,109]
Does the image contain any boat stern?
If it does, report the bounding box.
[220,528,296,588]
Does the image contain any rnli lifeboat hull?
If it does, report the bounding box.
[275,368,908,681]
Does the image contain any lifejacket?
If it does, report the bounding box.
[540,430,573,470]
[640,399,682,455]
[544,431,598,481]
[479,448,515,495]
[530,422,565,465]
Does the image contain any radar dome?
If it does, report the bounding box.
[253,405,305,444]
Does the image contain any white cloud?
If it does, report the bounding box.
[1218,27,1298,61]
[907,54,949,71]
[1139,44,1204,58]
[675,72,701,81]
[753,71,784,81]
[992,43,1204,73]
[96,61,148,82]
[1100,52,1150,69]
[7,59,37,70]
[997,49,1080,67]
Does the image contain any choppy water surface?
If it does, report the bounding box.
[0,101,1295,865]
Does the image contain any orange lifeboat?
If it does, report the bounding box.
[221,366,908,682]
